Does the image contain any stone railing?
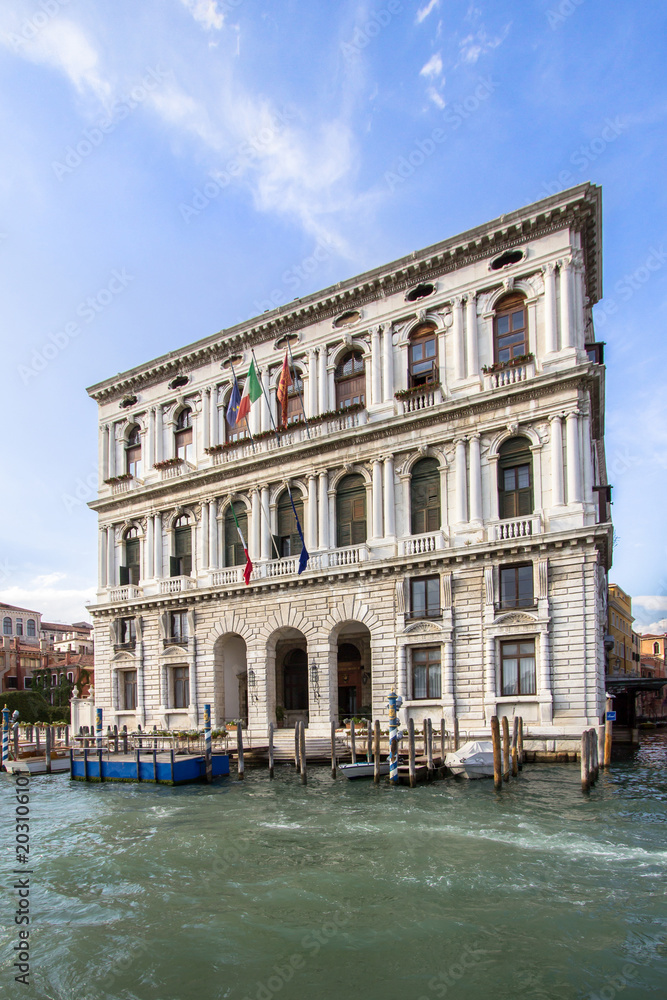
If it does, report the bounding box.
[108,585,142,603]
[159,576,196,594]
[483,358,535,391]
[111,479,133,495]
[211,410,366,466]
[489,515,542,541]
[326,544,368,567]
[398,386,442,414]
[399,531,447,555]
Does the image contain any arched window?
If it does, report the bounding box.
[171,515,192,577]
[175,407,194,463]
[283,648,308,710]
[126,425,142,478]
[654,641,660,655]
[336,474,367,547]
[411,458,440,534]
[16,618,23,636]
[276,492,304,558]
[335,352,366,409]
[498,437,533,518]
[224,502,248,566]
[494,294,527,363]
[3,617,11,635]
[26,619,36,637]
[409,323,438,387]
[286,372,305,425]
[225,387,249,442]
[120,526,141,585]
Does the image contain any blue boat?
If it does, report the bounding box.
[70,749,229,785]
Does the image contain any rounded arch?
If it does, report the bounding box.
[203,612,256,650]
[164,506,197,530]
[121,519,145,539]
[322,596,381,639]
[218,493,251,516]
[256,606,320,643]
[329,464,371,491]
[488,427,541,460]
[268,361,305,388]
[403,312,444,341]
[331,340,369,367]
[486,281,534,312]
[401,447,448,476]
[173,403,193,428]
[269,480,307,506]
[122,420,143,444]
[213,631,248,726]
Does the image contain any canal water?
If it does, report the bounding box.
[1,736,666,1000]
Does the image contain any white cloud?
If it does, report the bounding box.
[633,596,667,612]
[420,52,443,78]
[458,25,511,65]
[179,0,225,31]
[0,577,95,625]
[426,86,445,109]
[416,0,440,24]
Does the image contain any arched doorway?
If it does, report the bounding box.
[335,623,372,724]
[213,633,248,726]
[270,627,309,728]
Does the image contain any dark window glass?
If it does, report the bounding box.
[335,352,366,409]
[494,294,527,363]
[170,611,188,641]
[3,617,12,635]
[119,617,136,645]
[287,377,305,424]
[26,619,36,637]
[410,577,441,619]
[410,458,440,534]
[500,565,534,608]
[174,666,189,709]
[409,323,438,387]
[277,492,304,558]
[283,649,308,710]
[172,523,192,577]
[124,671,137,710]
[501,640,536,696]
[125,538,141,585]
[225,503,248,567]
[412,647,441,699]
[175,408,193,461]
[336,474,367,547]
[498,438,533,518]
[16,619,23,636]
[126,426,142,477]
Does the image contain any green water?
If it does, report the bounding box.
[1,737,666,1000]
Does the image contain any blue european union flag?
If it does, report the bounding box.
[226,376,241,427]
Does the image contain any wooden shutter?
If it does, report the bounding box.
[119,565,129,586]
[498,440,533,519]
[336,475,366,547]
[169,556,179,578]
[411,459,440,534]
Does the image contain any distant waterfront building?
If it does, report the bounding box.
[1,601,41,645]
[607,584,640,676]
[87,183,612,746]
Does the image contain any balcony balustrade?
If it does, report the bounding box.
[489,514,542,541]
[399,531,446,555]
[398,386,442,415]
[108,585,142,602]
[483,358,535,391]
[159,576,196,594]
[211,410,365,466]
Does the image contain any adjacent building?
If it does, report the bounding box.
[607,584,640,676]
[86,183,613,747]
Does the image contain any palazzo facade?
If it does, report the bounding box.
[88,183,612,745]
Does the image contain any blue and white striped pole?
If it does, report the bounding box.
[388,690,402,784]
[2,706,9,771]
[95,707,103,749]
[204,703,212,782]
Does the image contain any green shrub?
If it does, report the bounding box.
[0,691,58,724]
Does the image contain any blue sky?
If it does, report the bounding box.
[1,0,666,629]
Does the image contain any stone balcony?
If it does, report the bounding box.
[482,357,536,391]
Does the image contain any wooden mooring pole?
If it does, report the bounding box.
[350,719,357,764]
[453,714,459,752]
[501,716,510,782]
[491,716,502,791]
[408,717,416,788]
[299,721,307,786]
[590,728,599,783]
[440,717,445,761]
[237,722,245,780]
[517,717,524,769]
[294,723,301,773]
[330,720,336,779]
[268,722,275,779]
[511,717,519,777]
[597,724,605,773]
[426,718,434,772]
[367,721,372,763]
[373,720,381,784]
[45,725,52,775]
[580,728,591,792]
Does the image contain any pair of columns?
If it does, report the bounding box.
[454,435,483,523]
[550,411,584,506]
[542,258,584,353]
[452,292,479,381]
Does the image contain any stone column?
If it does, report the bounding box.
[154,513,162,578]
[251,489,260,562]
[539,630,551,697]
[307,475,318,551]
[400,473,411,537]
[550,415,564,506]
[202,389,210,452]
[443,638,454,700]
[371,326,382,405]
[327,364,335,413]
[397,645,407,703]
[108,424,116,478]
[308,349,317,418]
[318,347,328,413]
[107,526,115,586]
[452,296,465,380]
[259,370,269,433]
[455,439,468,523]
[210,388,219,447]
[582,411,593,503]
[372,460,383,539]
[543,262,557,353]
[200,502,209,570]
[155,407,164,463]
[465,292,479,378]
[566,411,582,503]
[260,486,270,560]
[383,455,396,538]
[559,258,574,349]
[382,325,394,401]
[485,635,496,701]
[99,529,108,588]
[469,434,482,523]
[318,472,329,550]
[146,517,154,579]
[101,425,109,481]
[328,487,336,549]
[573,255,585,349]
[209,500,218,568]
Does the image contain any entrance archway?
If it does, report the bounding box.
[270,627,309,728]
[335,623,372,725]
[213,633,248,726]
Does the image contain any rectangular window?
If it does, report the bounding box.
[6,676,17,689]
[119,617,136,645]
[16,619,23,636]
[500,640,536,696]
[411,647,441,700]
[173,666,189,709]
[500,564,534,609]
[409,577,441,619]
[123,670,137,710]
[175,428,193,463]
[170,611,188,642]
[23,677,32,689]
[172,526,192,577]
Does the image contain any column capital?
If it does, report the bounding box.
[542,261,556,276]
[453,294,464,307]
[565,408,580,420]
[557,256,573,271]
[549,412,563,423]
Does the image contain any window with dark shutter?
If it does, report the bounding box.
[225,503,248,566]
[277,492,303,557]
[494,294,527,363]
[335,352,366,409]
[124,670,137,710]
[126,426,142,478]
[173,524,192,576]
[125,538,141,585]
[175,408,194,462]
[410,458,440,534]
[336,474,367,547]
[408,323,438,387]
[498,438,533,518]
[173,666,189,708]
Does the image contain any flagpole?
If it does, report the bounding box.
[251,348,281,442]
[229,359,255,451]
[286,338,311,439]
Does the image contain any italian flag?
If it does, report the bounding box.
[230,503,253,585]
[236,359,262,424]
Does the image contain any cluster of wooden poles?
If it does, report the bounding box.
[580,726,602,792]
[490,715,524,790]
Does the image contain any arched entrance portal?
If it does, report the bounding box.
[213,633,248,727]
[336,623,372,724]
[271,627,308,728]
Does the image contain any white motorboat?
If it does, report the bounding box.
[445,740,495,779]
[338,760,390,779]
